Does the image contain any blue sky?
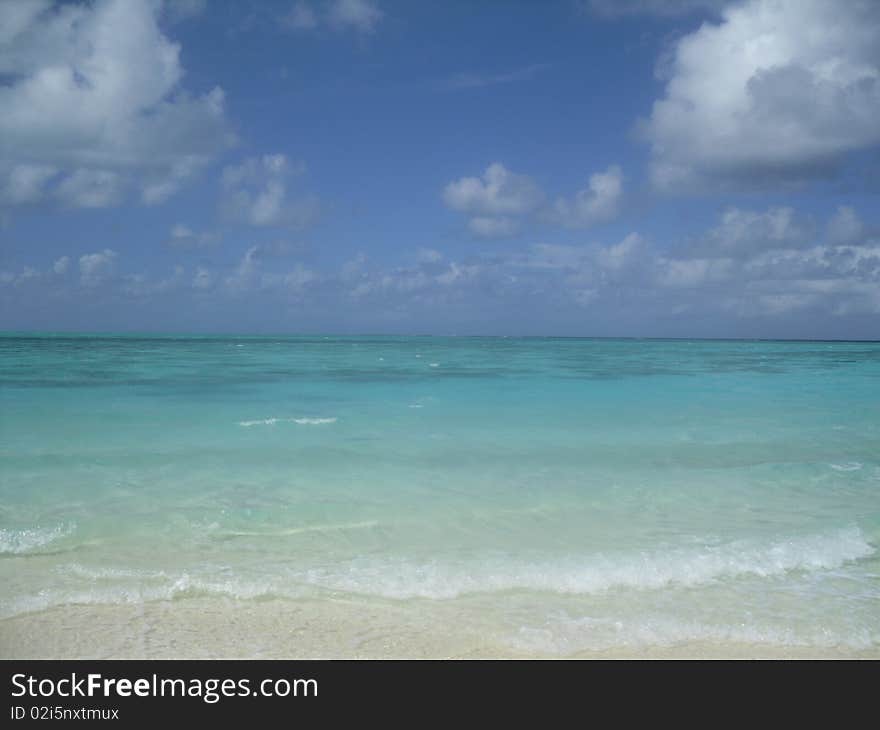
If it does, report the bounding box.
[1,0,878,337]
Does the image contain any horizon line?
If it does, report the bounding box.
[1,329,878,344]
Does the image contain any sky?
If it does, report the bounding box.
[0,0,878,338]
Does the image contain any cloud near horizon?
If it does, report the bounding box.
[4,204,877,335]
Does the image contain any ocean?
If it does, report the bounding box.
[1,334,878,657]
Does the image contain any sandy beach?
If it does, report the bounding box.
[3,597,878,660]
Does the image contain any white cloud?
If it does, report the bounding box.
[221,154,319,228]
[56,169,124,209]
[0,0,230,210]
[0,164,57,205]
[224,246,261,292]
[164,0,207,24]
[283,263,318,292]
[141,156,205,206]
[284,1,319,30]
[168,223,217,248]
[445,163,624,237]
[700,207,814,256]
[283,0,383,34]
[551,165,623,228]
[123,265,186,298]
[328,0,383,33]
[656,257,734,288]
[416,248,443,264]
[435,262,480,287]
[0,266,41,287]
[5,203,877,331]
[826,206,864,245]
[596,231,644,271]
[641,0,880,190]
[222,245,319,296]
[53,256,70,275]
[79,249,117,286]
[444,163,544,217]
[192,267,214,290]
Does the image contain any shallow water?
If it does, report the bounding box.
[1,334,879,656]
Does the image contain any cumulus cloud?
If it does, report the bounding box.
[0,0,231,211]
[0,164,58,206]
[223,245,319,296]
[57,170,125,209]
[444,163,544,217]
[641,0,880,191]
[468,216,521,238]
[656,206,879,313]
[596,231,645,271]
[496,204,879,316]
[0,255,72,287]
[415,248,443,264]
[5,205,877,334]
[283,1,319,30]
[53,256,70,275]
[167,223,218,248]
[550,165,623,228]
[655,256,735,288]
[282,263,318,293]
[221,154,319,228]
[79,249,117,287]
[695,207,816,256]
[192,267,214,290]
[328,0,383,33]
[164,0,207,24]
[123,265,186,298]
[444,162,625,237]
[826,206,864,245]
[443,163,543,238]
[283,0,383,33]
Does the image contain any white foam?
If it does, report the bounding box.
[429,363,440,367]
[61,563,168,581]
[830,462,863,472]
[4,528,873,625]
[239,418,280,427]
[238,417,337,427]
[218,520,378,538]
[0,524,74,555]
[0,572,307,619]
[298,527,875,600]
[509,613,877,654]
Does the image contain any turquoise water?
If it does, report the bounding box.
[2,334,879,654]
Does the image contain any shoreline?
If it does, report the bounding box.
[2,598,877,660]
